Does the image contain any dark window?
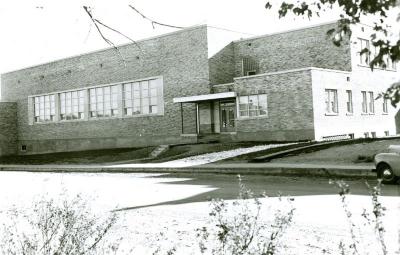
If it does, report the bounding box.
[242,57,259,76]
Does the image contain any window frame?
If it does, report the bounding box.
[358,38,370,66]
[368,91,375,114]
[89,85,119,119]
[28,76,164,125]
[325,89,338,115]
[383,97,389,114]
[238,94,268,119]
[59,90,86,121]
[361,91,368,114]
[33,94,56,123]
[123,78,162,117]
[361,90,375,115]
[345,90,353,114]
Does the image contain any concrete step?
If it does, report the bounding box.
[149,145,169,158]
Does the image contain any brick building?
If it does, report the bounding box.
[1,22,398,155]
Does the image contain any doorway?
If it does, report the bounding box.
[220,101,236,133]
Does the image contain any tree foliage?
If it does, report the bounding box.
[265,0,400,105]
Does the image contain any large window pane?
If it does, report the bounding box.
[123,78,162,116]
[33,94,56,123]
[325,89,338,114]
[88,85,118,118]
[238,94,267,117]
[60,90,85,121]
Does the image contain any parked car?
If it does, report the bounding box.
[374,145,400,184]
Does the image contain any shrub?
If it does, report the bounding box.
[330,179,393,255]
[0,194,121,255]
[196,175,295,255]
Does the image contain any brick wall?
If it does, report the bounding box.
[1,26,209,154]
[233,23,351,77]
[234,69,315,141]
[0,102,17,156]
[212,83,234,93]
[209,43,235,85]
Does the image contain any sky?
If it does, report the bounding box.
[0,0,344,75]
[0,0,398,85]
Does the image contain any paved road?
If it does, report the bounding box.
[118,173,400,211]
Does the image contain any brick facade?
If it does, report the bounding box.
[233,23,351,76]
[0,22,397,155]
[1,26,209,154]
[209,43,235,85]
[234,69,315,141]
[0,102,17,156]
[209,22,351,85]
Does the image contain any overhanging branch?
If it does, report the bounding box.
[128,4,185,29]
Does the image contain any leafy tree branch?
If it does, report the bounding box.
[266,0,400,105]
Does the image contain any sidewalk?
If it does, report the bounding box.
[0,162,376,178]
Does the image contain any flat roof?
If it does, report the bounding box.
[173,92,236,103]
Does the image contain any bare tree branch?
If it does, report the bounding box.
[83,6,126,62]
[128,4,185,29]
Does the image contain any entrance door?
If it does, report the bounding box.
[220,101,236,132]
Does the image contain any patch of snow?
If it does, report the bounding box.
[111,143,296,168]
[0,171,398,254]
[0,172,215,211]
[120,195,400,254]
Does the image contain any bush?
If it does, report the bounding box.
[330,179,392,255]
[0,194,122,255]
[196,175,295,255]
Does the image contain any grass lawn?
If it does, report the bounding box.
[0,142,280,165]
[271,138,400,165]
[0,147,155,165]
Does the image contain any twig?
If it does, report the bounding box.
[128,4,184,29]
[83,6,126,63]
[94,18,142,51]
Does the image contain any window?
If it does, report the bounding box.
[372,44,397,70]
[30,76,163,124]
[362,91,375,114]
[346,90,353,114]
[34,95,55,122]
[60,90,85,120]
[123,79,160,116]
[359,38,370,66]
[89,85,119,118]
[325,89,338,114]
[368,91,375,114]
[385,131,389,136]
[383,97,388,114]
[238,94,268,117]
[361,91,368,113]
[242,57,259,76]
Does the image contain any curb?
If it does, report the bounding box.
[0,165,377,179]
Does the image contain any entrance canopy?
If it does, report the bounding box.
[173,92,236,103]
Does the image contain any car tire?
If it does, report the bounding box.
[377,163,398,184]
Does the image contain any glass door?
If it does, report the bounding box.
[220,101,236,132]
